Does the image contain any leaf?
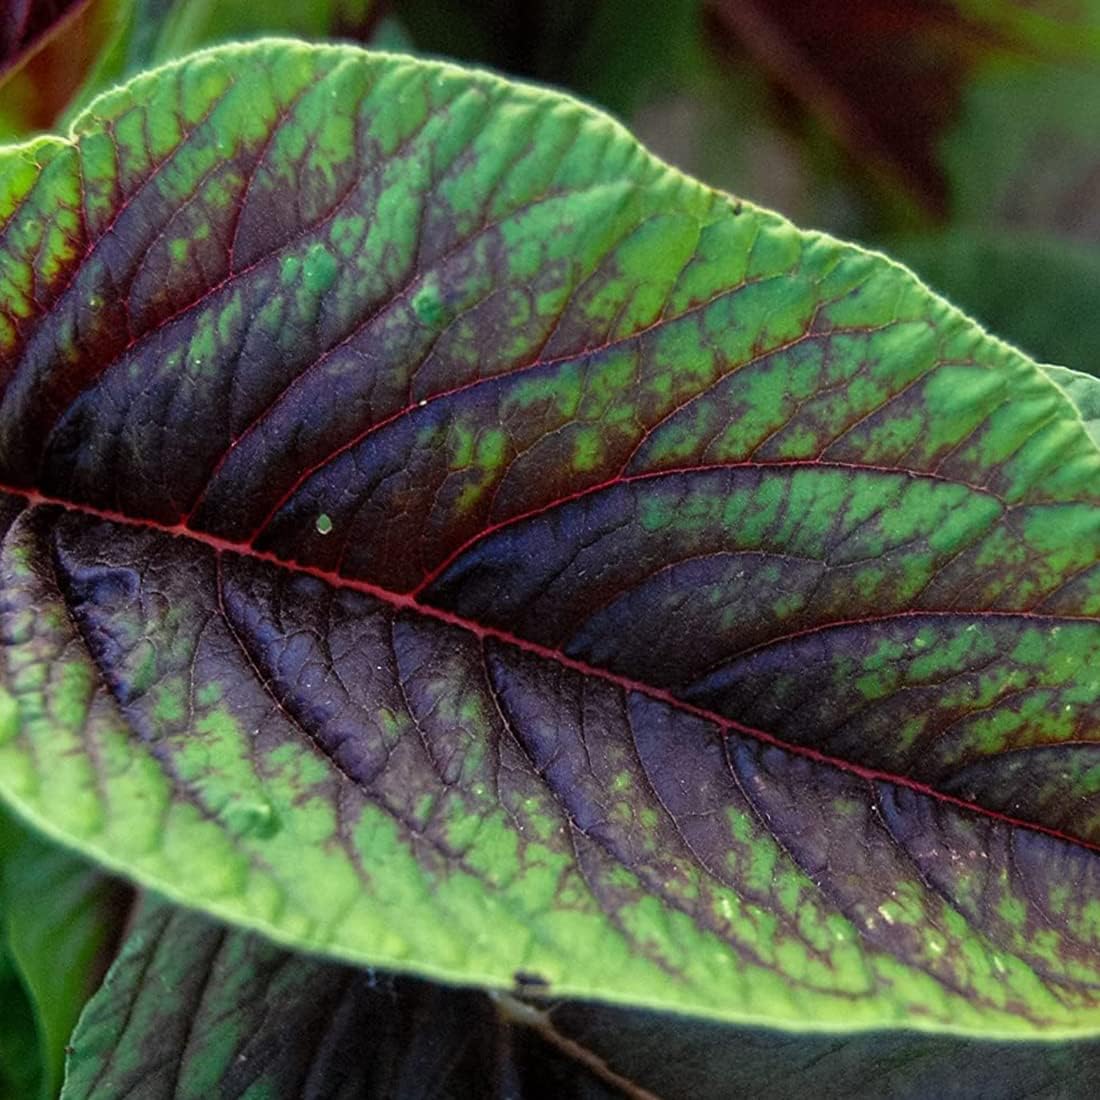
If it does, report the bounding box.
[0,807,128,1099]
[0,948,43,1100]
[63,898,635,1100]
[703,0,1006,218]
[887,231,1100,379]
[1042,366,1100,449]
[64,900,1100,1100]
[545,998,1100,1099]
[1,39,1100,1036]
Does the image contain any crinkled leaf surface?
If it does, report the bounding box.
[1,40,1100,1035]
[63,901,1100,1100]
[1042,367,1100,450]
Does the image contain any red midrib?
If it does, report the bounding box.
[4,479,1099,857]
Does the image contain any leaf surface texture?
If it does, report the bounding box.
[1,41,1099,1033]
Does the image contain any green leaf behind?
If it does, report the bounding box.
[0,808,127,1099]
[63,900,1100,1100]
[0,946,43,1100]
[63,899,629,1100]
[1041,366,1100,449]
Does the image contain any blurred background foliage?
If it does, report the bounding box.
[2,0,1098,375]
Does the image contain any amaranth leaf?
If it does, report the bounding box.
[1,40,1099,1036]
[63,901,1100,1100]
[62,898,637,1100]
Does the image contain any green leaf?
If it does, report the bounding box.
[0,808,127,1099]
[545,998,1100,1099]
[64,900,1100,1100]
[1042,366,1100,449]
[63,898,636,1100]
[0,948,43,1100]
[1,40,1100,1038]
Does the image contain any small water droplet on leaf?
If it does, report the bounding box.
[316,513,333,535]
